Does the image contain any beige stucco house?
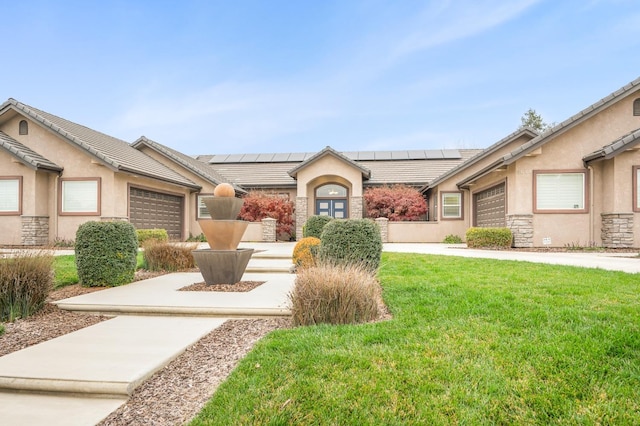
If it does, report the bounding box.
[0,99,201,244]
[422,77,640,248]
[1,76,639,247]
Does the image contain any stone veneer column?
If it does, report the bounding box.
[375,217,389,243]
[261,217,277,242]
[21,216,49,246]
[601,213,634,248]
[350,196,363,219]
[506,214,533,248]
[295,197,308,241]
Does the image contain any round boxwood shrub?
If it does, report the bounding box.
[292,237,321,269]
[303,215,333,239]
[75,221,139,287]
[318,219,382,273]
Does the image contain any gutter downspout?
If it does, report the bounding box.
[588,165,594,244]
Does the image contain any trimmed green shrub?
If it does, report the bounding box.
[292,237,321,269]
[0,251,53,322]
[318,219,382,273]
[290,262,381,326]
[466,227,513,248]
[136,228,168,246]
[143,242,197,272]
[303,215,333,239]
[443,234,463,244]
[76,221,139,287]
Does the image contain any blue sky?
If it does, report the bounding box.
[3,0,640,155]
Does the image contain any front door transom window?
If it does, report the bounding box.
[315,184,347,218]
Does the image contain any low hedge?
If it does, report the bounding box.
[465,227,512,248]
[76,221,139,287]
[136,228,168,246]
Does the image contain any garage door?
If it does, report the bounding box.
[474,183,505,227]
[129,187,183,240]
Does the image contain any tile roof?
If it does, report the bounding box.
[0,130,63,172]
[422,127,538,190]
[203,148,480,188]
[131,136,245,193]
[0,99,200,189]
[583,127,640,164]
[456,76,640,187]
[288,146,371,179]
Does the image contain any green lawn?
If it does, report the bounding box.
[53,252,145,288]
[191,252,640,425]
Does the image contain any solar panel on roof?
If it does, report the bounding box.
[441,149,462,159]
[256,153,275,162]
[288,152,307,161]
[222,154,243,162]
[407,150,426,159]
[375,151,392,160]
[238,154,257,162]
[209,154,231,163]
[272,153,290,162]
[391,151,409,160]
[358,151,375,160]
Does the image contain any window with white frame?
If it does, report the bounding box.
[60,179,100,214]
[534,171,586,212]
[0,177,21,214]
[441,192,462,219]
[197,194,213,219]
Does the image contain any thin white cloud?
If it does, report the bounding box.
[394,0,542,57]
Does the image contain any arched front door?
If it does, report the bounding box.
[315,184,348,218]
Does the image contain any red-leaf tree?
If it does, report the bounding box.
[238,191,295,240]
[364,185,427,221]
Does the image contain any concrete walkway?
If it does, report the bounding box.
[0,241,637,424]
[0,245,295,426]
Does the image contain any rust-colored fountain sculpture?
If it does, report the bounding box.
[192,183,254,284]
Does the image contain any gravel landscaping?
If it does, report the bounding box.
[0,280,291,425]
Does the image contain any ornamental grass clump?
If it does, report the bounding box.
[143,242,197,272]
[0,251,53,322]
[289,262,381,326]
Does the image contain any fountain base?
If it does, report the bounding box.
[192,248,254,285]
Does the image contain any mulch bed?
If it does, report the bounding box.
[179,281,265,292]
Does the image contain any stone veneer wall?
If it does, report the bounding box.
[506,214,533,248]
[295,197,308,241]
[350,196,363,219]
[21,216,49,246]
[261,217,277,242]
[375,217,389,243]
[601,213,634,248]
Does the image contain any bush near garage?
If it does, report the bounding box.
[75,221,138,287]
[318,219,382,274]
[292,237,321,269]
[465,227,513,248]
[302,215,333,239]
[143,242,197,272]
[136,228,168,246]
[0,251,53,322]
